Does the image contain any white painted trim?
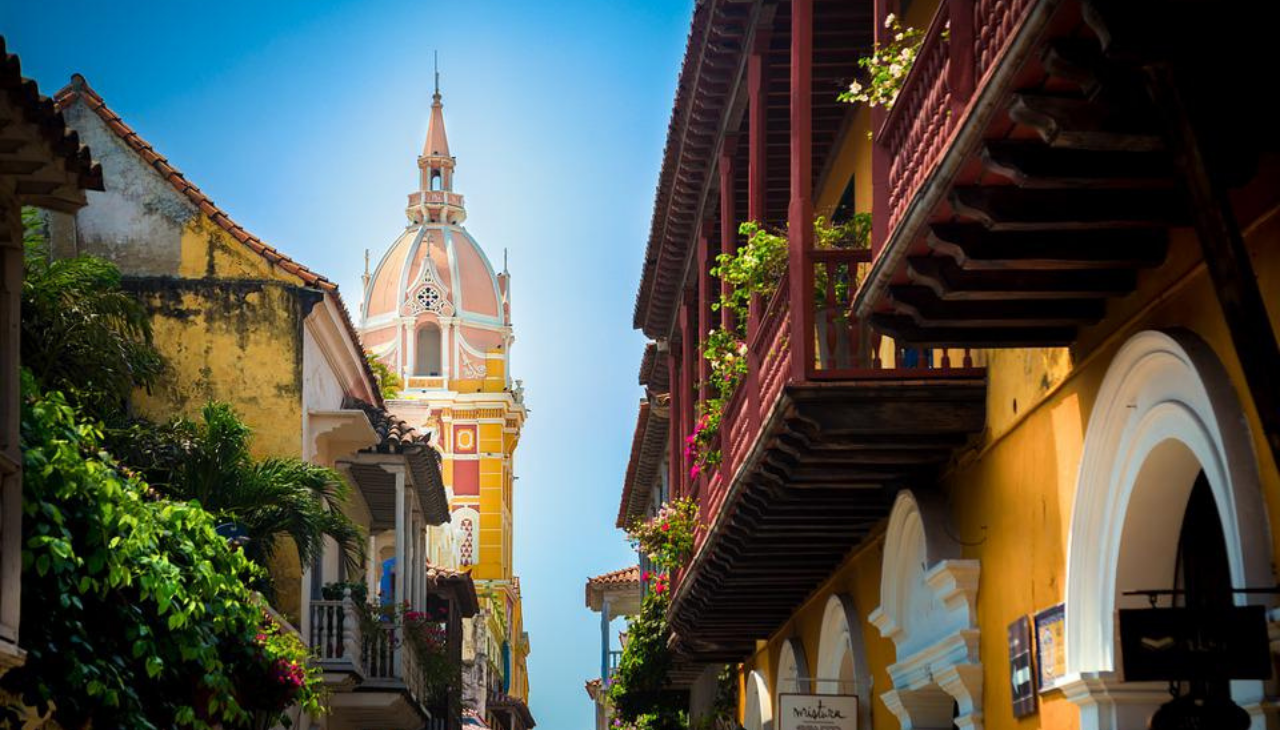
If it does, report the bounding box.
[871,490,983,730]
[1063,329,1272,730]
[816,594,872,730]
[776,637,811,699]
[745,670,773,730]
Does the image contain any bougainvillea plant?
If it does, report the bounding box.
[838,13,925,109]
[240,610,327,722]
[2,379,326,729]
[626,499,699,572]
[687,215,873,473]
[606,588,687,730]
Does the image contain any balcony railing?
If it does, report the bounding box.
[689,248,978,559]
[309,597,435,708]
[408,190,466,209]
[876,0,1034,236]
[608,650,622,676]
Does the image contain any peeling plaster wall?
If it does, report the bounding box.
[55,102,191,275]
[52,94,329,623]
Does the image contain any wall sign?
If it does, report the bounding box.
[1034,604,1066,692]
[778,694,858,730]
[1008,615,1037,717]
[1119,606,1271,682]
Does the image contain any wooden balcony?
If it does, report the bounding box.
[856,0,1220,346]
[668,250,985,661]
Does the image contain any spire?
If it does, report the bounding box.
[423,53,450,159]
[408,52,465,225]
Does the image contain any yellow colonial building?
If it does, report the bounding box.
[49,74,472,730]
[361,78,534,730]
[621,3,1280,730]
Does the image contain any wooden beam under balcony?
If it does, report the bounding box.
[667,377,985,661]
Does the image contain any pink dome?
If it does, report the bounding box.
[363,224,503,324]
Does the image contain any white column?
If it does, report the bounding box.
[392,466,407,676]
[406,509,417,610]
[393,467,407,609]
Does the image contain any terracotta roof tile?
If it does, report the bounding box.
[0,36,103,194]
[54,74,383,407]
[617,397,670,528]
[586,565,642,610]
[588,565,641,588]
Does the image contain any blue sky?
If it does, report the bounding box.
[3,1,690,726]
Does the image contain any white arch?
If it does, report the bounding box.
[744,670,772,730]
[816,594,872,730]
[871,490,982,730]
[1062,329,1272,730]
[775,637,810,699]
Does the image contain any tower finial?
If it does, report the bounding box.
[434,51,440,99]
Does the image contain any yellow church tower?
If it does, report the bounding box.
[359,76,532,707]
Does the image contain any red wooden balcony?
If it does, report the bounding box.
[858,0,1194,345]
[668,249,985,661]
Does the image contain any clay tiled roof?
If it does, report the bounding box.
[425,563,480,617]
[588,565,641,588]
[342,397,450,525]
[639,342,670,394]
[342,396,429,448]
[617,397,670,528]
[53,74,383,407]
[0,37,104,196]
[585,565,641,609]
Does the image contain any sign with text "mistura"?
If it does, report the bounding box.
[778,695,858,730]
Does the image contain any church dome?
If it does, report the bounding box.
[359,84,512,390]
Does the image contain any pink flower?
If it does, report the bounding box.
[661,523,670,532]
[690,464,701,480]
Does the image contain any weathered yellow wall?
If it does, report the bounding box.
[939,206,1280,730]
[129,213,313,620]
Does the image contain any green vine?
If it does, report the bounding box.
[688,215,871,475]
[606,588,687,730]
[2,379,325,728]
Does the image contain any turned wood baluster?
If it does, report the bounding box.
[823,263,837,370]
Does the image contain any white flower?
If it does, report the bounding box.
[884,13,896,28]
[849,80,862,94]
[894,32,904,41]
[889,63,903,77]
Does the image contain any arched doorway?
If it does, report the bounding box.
[870,490,981,730]
[775,637,811,710]
[816,594,872,729]
[1062,330,1273,730]
[744,670,772,730]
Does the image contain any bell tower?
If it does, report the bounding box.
[408,63,466,226]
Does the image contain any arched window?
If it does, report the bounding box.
[431,171,443,191]
[415,324,442,376]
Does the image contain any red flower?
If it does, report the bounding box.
[661,523,670,532]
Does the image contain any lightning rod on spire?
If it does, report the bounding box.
[434,51,440,97]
